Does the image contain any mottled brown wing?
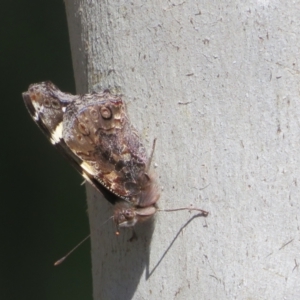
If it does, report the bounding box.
[63,92,149,203]
[22,82,119,205]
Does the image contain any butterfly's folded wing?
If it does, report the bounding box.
[22,82,118,205]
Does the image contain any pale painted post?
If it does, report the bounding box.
[65,1,300,299]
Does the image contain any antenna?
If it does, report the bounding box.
[158,207,208,216]
[146,138,157,173]
[54,216,114,266]
[54,234,90,266]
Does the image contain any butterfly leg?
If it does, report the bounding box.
[146,138,157,172]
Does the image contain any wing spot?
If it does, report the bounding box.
[51,99,61,109]
[100,106,112,120]
[77,134,83,142]
[44,98,51,108]
[90,108,99,121]
[78,122,90,135]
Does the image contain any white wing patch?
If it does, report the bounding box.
[50,122,63,144]
[31,101,43,121]
[80,161,96,175]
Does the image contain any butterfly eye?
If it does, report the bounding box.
[100,106,112,120]
[44,98,51,108]
[124,209,134,219]
[51,99,61,109]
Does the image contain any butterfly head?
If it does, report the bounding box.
[113,201,157,234]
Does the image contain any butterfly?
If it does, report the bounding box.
[23,81,161,233]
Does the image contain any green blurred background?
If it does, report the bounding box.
[1,1,92,299]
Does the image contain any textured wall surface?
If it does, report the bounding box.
[65,1,300,299]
